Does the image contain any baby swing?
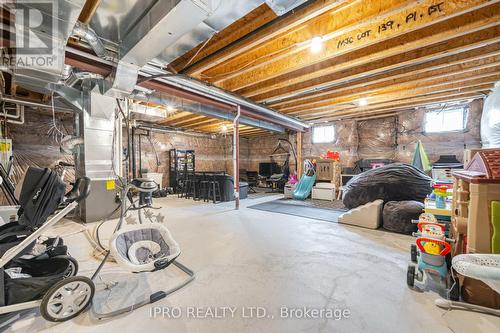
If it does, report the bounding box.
[435,254,500,316]
[91,178,194,319]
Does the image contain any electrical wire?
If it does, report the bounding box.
[116,99,130,162]
[183,32,217,68]
[49,92,65,144]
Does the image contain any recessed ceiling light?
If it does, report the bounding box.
[221,124,228,133]
[358,98,368,106]
[310,36,323,53]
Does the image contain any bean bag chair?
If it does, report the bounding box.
[342,163,432,209]
[382,200,424,234]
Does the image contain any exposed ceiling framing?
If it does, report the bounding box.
[2,0,499,137]
[165,0,499,135]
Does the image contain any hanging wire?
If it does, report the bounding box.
[48,92,65,144]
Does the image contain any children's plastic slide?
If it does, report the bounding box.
[293,172,316,200]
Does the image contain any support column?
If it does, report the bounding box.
[233,105,241,210]
[297,131,303,179]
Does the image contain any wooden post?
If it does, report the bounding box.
[297,131,303,179]
[233,105,241,210]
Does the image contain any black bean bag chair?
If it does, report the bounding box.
[342,163,432,209]
[382,201,424,234]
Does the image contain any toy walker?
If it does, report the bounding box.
[407,213,459,301]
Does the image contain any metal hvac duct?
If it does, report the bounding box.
[7,0,87,94]
[72,21,109,59]
[132,92,285,133]
[164,75,309,130]
[265,0,309,16]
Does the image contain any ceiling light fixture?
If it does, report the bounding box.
[310,36,323,53]
[358,98,368,106]
[221,124,228,133]
[166,105,175,113]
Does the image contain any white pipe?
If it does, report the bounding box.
[0,96,73,112]
[6,105,25,124]
[0,104,25,124]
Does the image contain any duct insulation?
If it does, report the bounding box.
[481,83,500,148]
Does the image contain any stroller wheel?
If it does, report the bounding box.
[407,265,416,288]
[410,244,417,263]
[40,276,95,322]
[56,255,79,278]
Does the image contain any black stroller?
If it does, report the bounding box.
[0,167,92,322]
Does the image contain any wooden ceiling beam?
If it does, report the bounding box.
[171,115,209,126]
[184,0,351,77]
[279,62,500,113]
[245,29,500,101]
[158,111,195,124]
[296,83,493,117]
[78,0,101,24]
[171,116,218,128]
[217,0,498,91]
[170,4,277,72]
[312,95,483,122]
[303,91,489,121]
[163,115,207,126]
[264,40,500,106]
[192,121,233,132]
[203,0,412,84]
[181,118,221,129]
[292,81,495,118]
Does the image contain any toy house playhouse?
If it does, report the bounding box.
[451,149,500,309]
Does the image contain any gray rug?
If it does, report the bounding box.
[248,199,348,223]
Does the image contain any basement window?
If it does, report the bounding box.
[424,107,468,133]
[312,125,335,143]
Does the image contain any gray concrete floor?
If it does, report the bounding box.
[6,194,500,333]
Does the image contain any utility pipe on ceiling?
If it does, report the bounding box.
[72,21,109,59]
[131,92,285,133]
[0,96,75,112]
[65,48,307,132]
[164,75,309,130]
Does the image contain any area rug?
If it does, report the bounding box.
[248,199,348,223]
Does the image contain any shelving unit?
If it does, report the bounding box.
[169,149,195,193]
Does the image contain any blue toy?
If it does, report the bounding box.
[293,161,316,200]
[407,214,459,301]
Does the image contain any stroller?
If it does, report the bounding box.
[0,167,92,322]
